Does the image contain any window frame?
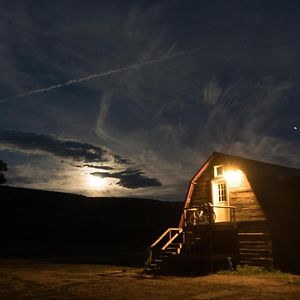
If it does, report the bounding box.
[217,182,227,202]
[214,165,224,178]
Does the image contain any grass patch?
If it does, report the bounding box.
[217,265,300,285]
[218,264,278,275]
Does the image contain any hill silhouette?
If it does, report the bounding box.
[0,186,182,265]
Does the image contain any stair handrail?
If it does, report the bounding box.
[161,229,183,250]
[149,227,183,249]
[148,227,183,264]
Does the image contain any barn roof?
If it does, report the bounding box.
[211,152,300,177]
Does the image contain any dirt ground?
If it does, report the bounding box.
[0,260,300,300]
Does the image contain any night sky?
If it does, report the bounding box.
[0,0,299,201]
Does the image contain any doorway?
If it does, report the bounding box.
[212,179,230,222]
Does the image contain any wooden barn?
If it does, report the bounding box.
[146,152,300,274]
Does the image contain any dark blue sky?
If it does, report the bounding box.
[0,0,299,200]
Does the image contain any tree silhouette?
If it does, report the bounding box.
[0,160,7,184]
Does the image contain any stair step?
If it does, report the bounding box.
[238,232,268,236]
[239,250,271,255]
[240,257,274,262]
[240,253,271,258]
[164,251,177,255]
[239,247,271,251]
[166,246,178,250]
[239,247,270,251]
[240,258,274,266]
[238,241,270,245]
[170,243,183,247]
[158,254,173,259]
[240,248,271,252]
[147,264,161,269]
[239,245,271,249]
[238,245,270,250]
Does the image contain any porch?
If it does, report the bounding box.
[145,203,273,274]
[145,205,238,274]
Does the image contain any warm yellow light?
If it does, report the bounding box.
[86,174,105,189]
[224,169,243,186]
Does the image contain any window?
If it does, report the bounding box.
[217,183,227,202]
[214,165,224,177]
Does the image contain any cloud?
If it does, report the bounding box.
[0,129,163,191]
[7,160,95,194]
[91,169,161,189]
[0,129,113,163]
[83,164,114,170]
[213,135,300,168]
[0,45,211,104]
[91,76,300,200]
[0,2,299,200]
[203,79,222,105]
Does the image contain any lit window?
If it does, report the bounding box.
[218,183,227,202]
[214,165,224,177]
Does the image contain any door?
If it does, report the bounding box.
[212,179,230,222]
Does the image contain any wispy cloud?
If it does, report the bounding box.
[92,76,300,200]
[0,45,211,104]
[203,79,222,105]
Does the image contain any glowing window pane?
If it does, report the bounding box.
[217,183,227,202]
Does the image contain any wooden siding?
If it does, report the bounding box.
[229,172,265,222]
[237,221,273,268]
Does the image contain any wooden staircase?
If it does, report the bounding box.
[237,221,273,268]
[144,228,184,274]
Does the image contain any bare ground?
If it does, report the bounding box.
[0,260,300,300]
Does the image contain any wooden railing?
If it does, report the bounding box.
[148,228,184,263]
[183,204,236,226]
[213,204,236,222]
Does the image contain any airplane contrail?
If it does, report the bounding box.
[0,44,211,104]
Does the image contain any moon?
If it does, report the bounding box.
[86,174,105,189]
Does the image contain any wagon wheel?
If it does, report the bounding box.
[202,210,216,224]
[202,205,216,224]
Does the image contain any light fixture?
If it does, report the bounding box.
[224,169,243,186]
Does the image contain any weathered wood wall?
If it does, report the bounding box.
[229,172,265,222]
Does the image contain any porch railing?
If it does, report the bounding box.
[183,204,236,226]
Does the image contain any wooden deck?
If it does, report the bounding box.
[183,220,273,272]
[146,221,275,275]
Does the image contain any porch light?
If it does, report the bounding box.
[224,169,243,187]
